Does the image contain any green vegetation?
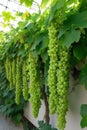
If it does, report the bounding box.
[0,0,87,129]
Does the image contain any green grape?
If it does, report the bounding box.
[12,58,16,87]
[26,56,30,82]
[48,23,59,114]
[29,53,42,118]
[9,60,13,90]
[22,60,29,101]
[15,57,22,104]
[57,46,70,130]
[5,58,9,80]
[5,58,13,90]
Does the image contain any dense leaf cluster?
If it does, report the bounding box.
[0,62,25,125]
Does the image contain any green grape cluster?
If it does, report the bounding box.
[5,58,9,80]
[5,58,13,90]
[9,60,13,90]
[12,58,16,87]
[29,53,42,118]
[22,60,29,101]
[15,57,22,104]
[48,23,59,114]
[56,46,70,130]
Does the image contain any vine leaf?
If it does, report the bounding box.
[59,10,87,39]
[41,0,48,8]
[63,10,87,29]
[20,0,24,4]
[80,104,87,128]
[20,0,33,7]
[2,11,15,22]
[59,29,81,48]
[38,121,57,130]
[73,43,87,60]
[79,64,87,89]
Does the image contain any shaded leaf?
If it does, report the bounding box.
[80,104,87,128]
[59,29,81,48]
[73,43,87,60]
[80,116,87,128]
[80,104,87,116]
[38,121,57,130]
[31,33,44,50]
[79,64,87,89]
[63,11,87,30]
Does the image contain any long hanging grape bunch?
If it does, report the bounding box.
[15,57,22,104]
[57,46,70,130]
[5,58,13,90]
[5,58,10,80]
[12,58,16,87]
[48,20,70,130]
[22,60,29,101]
[48,22,59,114]
[9,60,13,90]
[29,53,42,118]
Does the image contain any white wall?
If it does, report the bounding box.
[0,114,23,130]
[24,78,87,130]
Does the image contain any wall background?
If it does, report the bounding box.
[0,114,23,130]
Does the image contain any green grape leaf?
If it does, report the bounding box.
[20,0,33,6]
[79,64,87,89]
[80,104,87,128]
[25,34,33,44]
[31,32,48,52]
[24,0,33,7]
[41,0,48,8]
[12,114,22,125]
[80,104,87,116]
[2,11,15,22]
[80,116,87,128]
[63,11,87,30]
[80,0,87,11]
[59,29,81,48]
[73,43,87,60]
[32,34,48,56]
[38,121,57,130]
[31,33,43,51]
[20,0,24,4]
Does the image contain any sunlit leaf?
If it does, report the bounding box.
[2,11,15,22]
[41,0,48,8]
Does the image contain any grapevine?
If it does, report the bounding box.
[56,46,70,130]
[48,22,59,114]
[15,57,22,104]
[22,60,29,101]
[29,53,42,118]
